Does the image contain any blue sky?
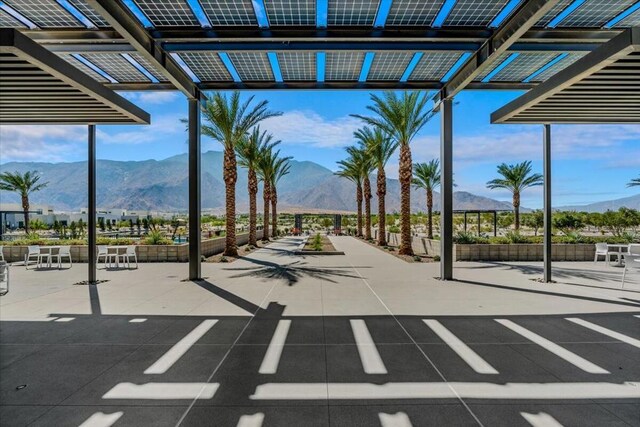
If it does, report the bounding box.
[1,89,638,209]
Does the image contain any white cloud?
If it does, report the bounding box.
[0,125,87,162]
[261,110,362,148]
[410,124,640,165]
[118,91,179,105]
[96,113,185,145]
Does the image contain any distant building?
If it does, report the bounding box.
[0,203,143,231]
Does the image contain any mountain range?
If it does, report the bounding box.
[1,151,637,213]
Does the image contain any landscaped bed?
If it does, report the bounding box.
[295,234,344,255]
[359,236,436,263]
[204,240,265,263]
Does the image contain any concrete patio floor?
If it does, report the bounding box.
[1,236,639,426]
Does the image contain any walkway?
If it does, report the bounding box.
[1,237,639,426]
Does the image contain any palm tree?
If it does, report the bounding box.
[353,146,375,240]
[628,176,640,187]
[270,155,292,238]
[257,145,279,242]
[355,126,397,246]
[200,91,281,256]
[486,161,543,231]
[0,170,48,234]
[336,150,364,237]
[353,91,434,255]
[412,160,440,240]
[236,126,278,247]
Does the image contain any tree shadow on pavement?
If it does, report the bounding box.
[223,257,367,286]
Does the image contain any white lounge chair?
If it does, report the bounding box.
[118,245,137,269]
[97,245,116,268]
[628,244,640,256]
[53,246,72,269]
[25,245,43,269]
[594,243,612,264]
[622,253,640,289]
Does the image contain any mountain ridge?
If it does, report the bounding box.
[6,151,630,213]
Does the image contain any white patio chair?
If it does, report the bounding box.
[594,243,609,264]
[628,244,640,256]
[25,245,43,269]
[0,246,4,262]
[53,246,72,269]
[0,261,8,296]
[621,253,640,289]
[97,245,116,268]
[118,245,137,269]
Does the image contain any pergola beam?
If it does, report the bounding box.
[0,29,149,125]
[491,28,640,124]
[188,99,202,281]
[86,0,202,100]
[543,125,552,283]
[88,125,97,285]
[434,0,563,105]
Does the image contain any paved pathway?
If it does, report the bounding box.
[1,236,639,426]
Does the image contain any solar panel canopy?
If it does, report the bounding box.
[0,0,637,92]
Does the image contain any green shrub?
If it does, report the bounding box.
[144,230,172,245]
[388,225,400,233]
[433,255,441,261]
[504,231,530,244]
[454,232,489,244]
[311,233,323,251]
[562,231,585,244]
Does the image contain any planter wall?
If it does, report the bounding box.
[1,230,263,263]
[369,229,596,261]
[454,243,595,262]
[370,229,441,256]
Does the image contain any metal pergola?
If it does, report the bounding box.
[454,209,512,237]
[0,0,638,283]
[0,27,149,284]
[492,27,640,283]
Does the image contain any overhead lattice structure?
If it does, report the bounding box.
[0,28,149,124]
[491,28,640,124]
[0,0,637,93]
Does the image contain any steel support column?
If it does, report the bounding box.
[543,124,552,283]
[88,125,97,284]
[188,99,201,280]
[440,99,453,280]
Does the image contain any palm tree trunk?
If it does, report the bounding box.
[271,188,277,238]
[263,181,270,242]
[21,194,30,234]
[427,188,434,240]
[356,184,363,237]
[398,144,413,255]
[248,168,258,246]
[224,146,238,256]
[377,167,386,246]
[364,175,372,240]
[513,192,520,231]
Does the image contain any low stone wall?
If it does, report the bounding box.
[0,230,263,263]
[454,243,596,262]
[370,229,440,257]
[369,229,596,261]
